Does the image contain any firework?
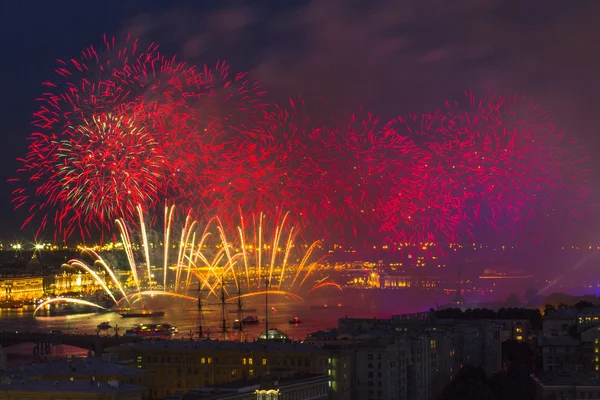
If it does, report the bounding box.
[204,96,332,229]
[195,61,268,140]
[310,109,425,242]
[396,90,592,243]
[33,205,338,315]
[12,35,201,240]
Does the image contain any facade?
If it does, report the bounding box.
[0,378,145,400]
[22,357,148,388]
[166,374,329,400]
[538,336,582,372]
[532,372,600,400]
[312,313,501,400]
[542,308,578,336]
[0,276,44,301]
[382,275,443,289]
[539,308,600,374]
[106,339,328,399]
[53,272,105,294]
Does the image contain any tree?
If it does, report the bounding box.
[574,300,595,309]
[543,304,556,317]
[438,366,496,400]
[502,340,533,372]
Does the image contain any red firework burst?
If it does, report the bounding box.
[203,96,330,228]
[195,61,268,140]
[311,110,424,242]
[12,35,201,240]
[401,90,592,243]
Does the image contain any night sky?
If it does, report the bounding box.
[1,0,599,243]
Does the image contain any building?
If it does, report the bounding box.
[532,371,600,400]
[0,276,44,301]
[0,377,145,400]
[382,275,443,289]
[0,346,6,372]
[165,374,329,399]
[21,357,148,389]
[53,271,105,294]
[542,308,578,336]
[105,339,328,399]
[308,313,501,400]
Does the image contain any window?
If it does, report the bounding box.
[249,358,253,365]
[208,358,212,364]
[201,357,206,364]
[242,358,247,365]
[262,358,267,365]
[516,336,523,341]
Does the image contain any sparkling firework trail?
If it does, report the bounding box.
[13,35,202,241]
[48,205,337,312]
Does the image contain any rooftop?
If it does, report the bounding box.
[106,339,327,355]
[0,378,144,393]
[19,357,143,377]
[534,372,600,388]
[538,335,580,347]
[175,374,328,399]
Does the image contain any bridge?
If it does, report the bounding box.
[0,331,141,356]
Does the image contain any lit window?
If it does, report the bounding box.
[516,336,523,341]
[249,358,253,365]
[596,338,599,345]
[595,347,599,354]
[208,357,212,364]
[231,369,237,376]
[249,369,254,376]
[262,358,267,365]
[242,358,246,365]
[516,328,522,333]
[596,365,599,371]
[201,357,206,364]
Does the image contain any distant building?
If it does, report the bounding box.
[0,276,44,301]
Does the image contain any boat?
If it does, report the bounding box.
[124,323,178,338]
[120,310,165,318]
[97,321,112,330]
[241,316,259,325]
[0,301,24,310]
[289,317,303,324]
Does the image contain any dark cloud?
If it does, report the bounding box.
[120,0,600,141]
